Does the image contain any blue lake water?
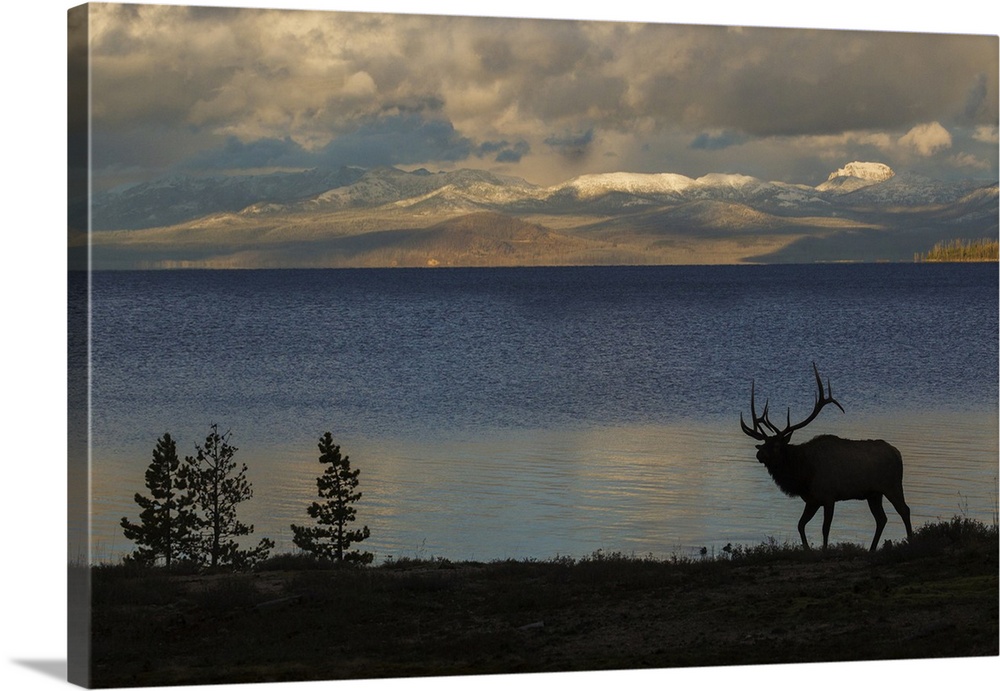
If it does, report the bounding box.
[83,263,998,562]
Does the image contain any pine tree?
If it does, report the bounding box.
[291,432,373,564]
[120,433,198,567]
[187,424,273,569]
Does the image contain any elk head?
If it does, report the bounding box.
[739,362,845,466]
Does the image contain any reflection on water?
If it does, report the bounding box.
[88,265,997,563]
[94,408,997,563]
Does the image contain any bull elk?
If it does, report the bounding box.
[739,363,913,551]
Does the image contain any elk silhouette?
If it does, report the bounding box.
[740,363,913,551]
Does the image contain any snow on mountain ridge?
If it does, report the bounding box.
[91,161,995,232]
[694,172,763,188]
[310,167,543,209]
[827,161,895,182]
[555,171,796,201]
[816,162,895,195]
[553,172,697,198]
[835,172,986,206]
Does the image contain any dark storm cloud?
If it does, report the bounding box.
[321,115,474,166]
[88,5,998,187]
[477,140,532,163]
[495,145,531,163]
[470,19,593,80]
[682,28,998,137]
[187,136,310,170]
[545,130,595,159]
[187,115,476,171]
[963,74,991,122]
[690,131,747,151]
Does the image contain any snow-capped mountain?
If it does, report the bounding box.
[90,166,366,230]
[832,171,986,206]
[91,160,994,231]
[85,160,996,269]
[549,172,697,199]
[827,161,895,181]
[815,161,894,194]
[306,167,544,211]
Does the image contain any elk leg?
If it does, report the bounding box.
[886,489,913,540]
[820,503,835,549]
[798,502,821,549]
[867,494,888,551]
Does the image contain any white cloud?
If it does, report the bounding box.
[948,152,992,171]
[973,125,999,144]
[898,122,953,157]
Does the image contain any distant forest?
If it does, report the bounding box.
[914,238,999,262]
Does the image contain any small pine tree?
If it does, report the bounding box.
[291,433,373,564]
[120,433,198,567]
[187,424,273,569]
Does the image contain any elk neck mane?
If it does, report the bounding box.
[760,434,840,499]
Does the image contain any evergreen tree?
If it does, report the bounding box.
[187,424,273,569]
[120,433,198,567]
[291,432,373,564]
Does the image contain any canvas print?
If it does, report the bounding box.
[68,2,998,688]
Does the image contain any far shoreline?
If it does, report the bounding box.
[75,258,1000,272]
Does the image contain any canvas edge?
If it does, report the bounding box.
[67,3,92,688]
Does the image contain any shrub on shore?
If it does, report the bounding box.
[93,515,997,579]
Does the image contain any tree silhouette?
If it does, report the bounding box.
[187,424,273,569]
[291,432,373,564]
[120,433,198,567]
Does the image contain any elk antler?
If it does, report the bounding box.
[740,380,771,440]
[779,362,845,437]
[740,363,845,441]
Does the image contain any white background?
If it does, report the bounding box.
[3,1,998,690]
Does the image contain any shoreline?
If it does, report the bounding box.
[85,521,999,687]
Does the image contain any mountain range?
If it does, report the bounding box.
[79,162,998,268]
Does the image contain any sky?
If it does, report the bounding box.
[81,1,999,194]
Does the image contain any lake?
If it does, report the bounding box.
[80,263,998,563]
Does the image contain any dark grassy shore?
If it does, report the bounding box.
[86,517,998,688]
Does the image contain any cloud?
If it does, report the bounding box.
[618,26,998,139]
[85,5,998,187]
[948,152,992,171]
[963,73,991,122]
[898,122,953,157]
[187,136,310,170]
[690,131,747,151]
[973,125,999,144]
[545,130,595,159]
[319,115,474,166]
[185,115,474,171]
[477,140,531,163]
